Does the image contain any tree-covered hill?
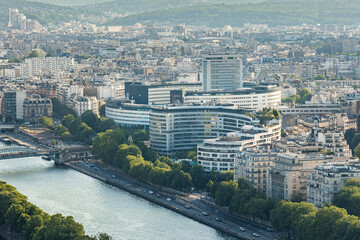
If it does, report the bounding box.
[79,0,262,15]
[105,0,360,27]
[0,0,80,24]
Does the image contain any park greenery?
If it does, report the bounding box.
[246,108,280,125]
[0,181,112,240]
[282,88,312,105]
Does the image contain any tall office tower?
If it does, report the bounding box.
[202,54,243,91]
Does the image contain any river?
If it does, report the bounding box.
[0,154,237,240]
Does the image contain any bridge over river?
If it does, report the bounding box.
[0,145,92,164]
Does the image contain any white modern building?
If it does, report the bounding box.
[105,100,151,128]
[197,122,281,172]
[202,54,243,91]
[184,86,281,111]
[149,104,255,155]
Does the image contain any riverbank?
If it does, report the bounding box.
[65,161,275,240]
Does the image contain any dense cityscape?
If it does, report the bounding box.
[1,1,360,240]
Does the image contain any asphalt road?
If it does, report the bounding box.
[70,160,277,240]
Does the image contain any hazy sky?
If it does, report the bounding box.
[31,0,112,6]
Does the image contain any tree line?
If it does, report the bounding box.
[207,178,276,220]
[0,181,111,240]
[92,128,222,191]
[270,201,360,240]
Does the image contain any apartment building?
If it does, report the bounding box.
[23,95,52,123]
[267,152,334,201]
[307,161,360,208]
[235,146,278,193]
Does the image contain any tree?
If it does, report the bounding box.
[135,141,158,163]
[354,144,360,158]
[39,116,53,128]
[311,206,348,240]
[92,129,126,164]
[92,233,113,240]
[81,110,98,130]
[99,104,106,117]
[344,178,360,188]
[272,109,280,120]
[55,124,67,136]
[61,132,74,141]
[345,128,356,145]
[97,118,116,133]
[314,74,326,80]
[51,98,77,118]
[132,129,148,142]
[237,177,253,190]
[128,156,152,180]
[148,167,169,185]
[113,144,142,168]
[181,161,191,173]
[33,214,86,240]
[214,180,238,207]
[28,50,40,58]
[333,185,360,217]
[350,133,360,150]
[190,165,206,189]
[46,52,55,57]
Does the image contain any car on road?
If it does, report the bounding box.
[156,194,161,197]
[202,212,208,216]
[94,167,98,171]
[215,217,221,222]
[252,233,260,237]
[184,205,190,209]
[166,198,171,201]
[239,227,246,232]
[266,228,274,232]
[149,190,153,194]
[112,175,116,178]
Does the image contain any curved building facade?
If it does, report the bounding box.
[105,100,150,128]
[184,86,281,111]
[149,105,255,155]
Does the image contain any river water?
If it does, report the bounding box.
[0,152,236,240]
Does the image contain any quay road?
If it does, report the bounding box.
[67,160,278,240]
